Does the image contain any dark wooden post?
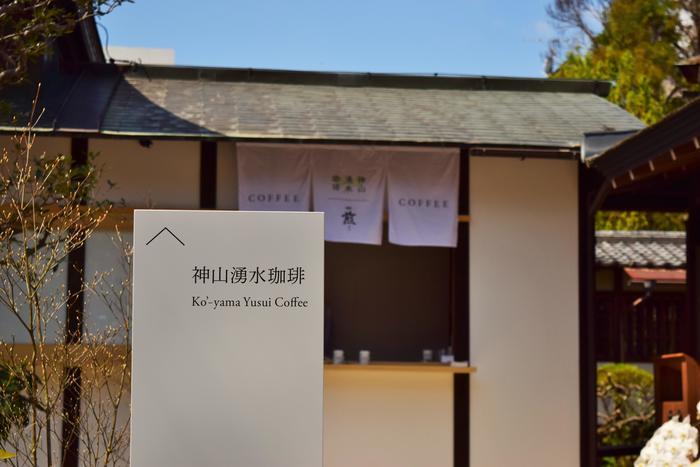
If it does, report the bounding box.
[453,149,470,467]
[579,165,602,466]
[200,141,217,209]
[686,175,700,359]
[612,267,624,362]
[61,138,88,467]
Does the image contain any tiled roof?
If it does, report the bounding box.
[98,73,644,146]
[0,64,644,146]
[596,230,686,268]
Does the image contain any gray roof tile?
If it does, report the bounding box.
[596,230,686,268]
[100,75,644,146]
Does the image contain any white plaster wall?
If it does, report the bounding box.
[2,136,199,208]
[90,139,200,208]
[470,156,579,466]
[0,258,68,344]
[84,231,133,344]
[323,370,453,467]
[108,46,175,65]
[21,135,71,158]
[0,134,71,163]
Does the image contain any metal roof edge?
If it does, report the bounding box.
[78,16,105,64]
[582,129,641,163]
[101,63,613,95]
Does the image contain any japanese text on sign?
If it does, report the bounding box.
[192,266,306,285]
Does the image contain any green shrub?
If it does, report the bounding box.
[0,362,31,450]
[598,363,655,466]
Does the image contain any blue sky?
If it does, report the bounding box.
[99,0,559,77]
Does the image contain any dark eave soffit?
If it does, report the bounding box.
[590,97,700,179]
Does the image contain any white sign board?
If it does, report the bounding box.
[131,210,324,467]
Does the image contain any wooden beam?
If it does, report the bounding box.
[602,194,690,212]
[56,208,470,233]
[96,206,133,230]
[610,143,700,190]
[469,146,578,160]
[0,344,129,367]
[0,204,127,231]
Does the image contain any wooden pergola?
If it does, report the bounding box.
[580,96,700,464]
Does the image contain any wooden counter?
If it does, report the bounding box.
[324,362,476,374]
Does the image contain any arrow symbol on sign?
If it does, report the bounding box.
[146,227,185,246]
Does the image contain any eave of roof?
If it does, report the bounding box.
[0,63,643,148]
[589,97,700,179]
[624,267,686,284]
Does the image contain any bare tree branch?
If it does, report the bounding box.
[0,90,131,466]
